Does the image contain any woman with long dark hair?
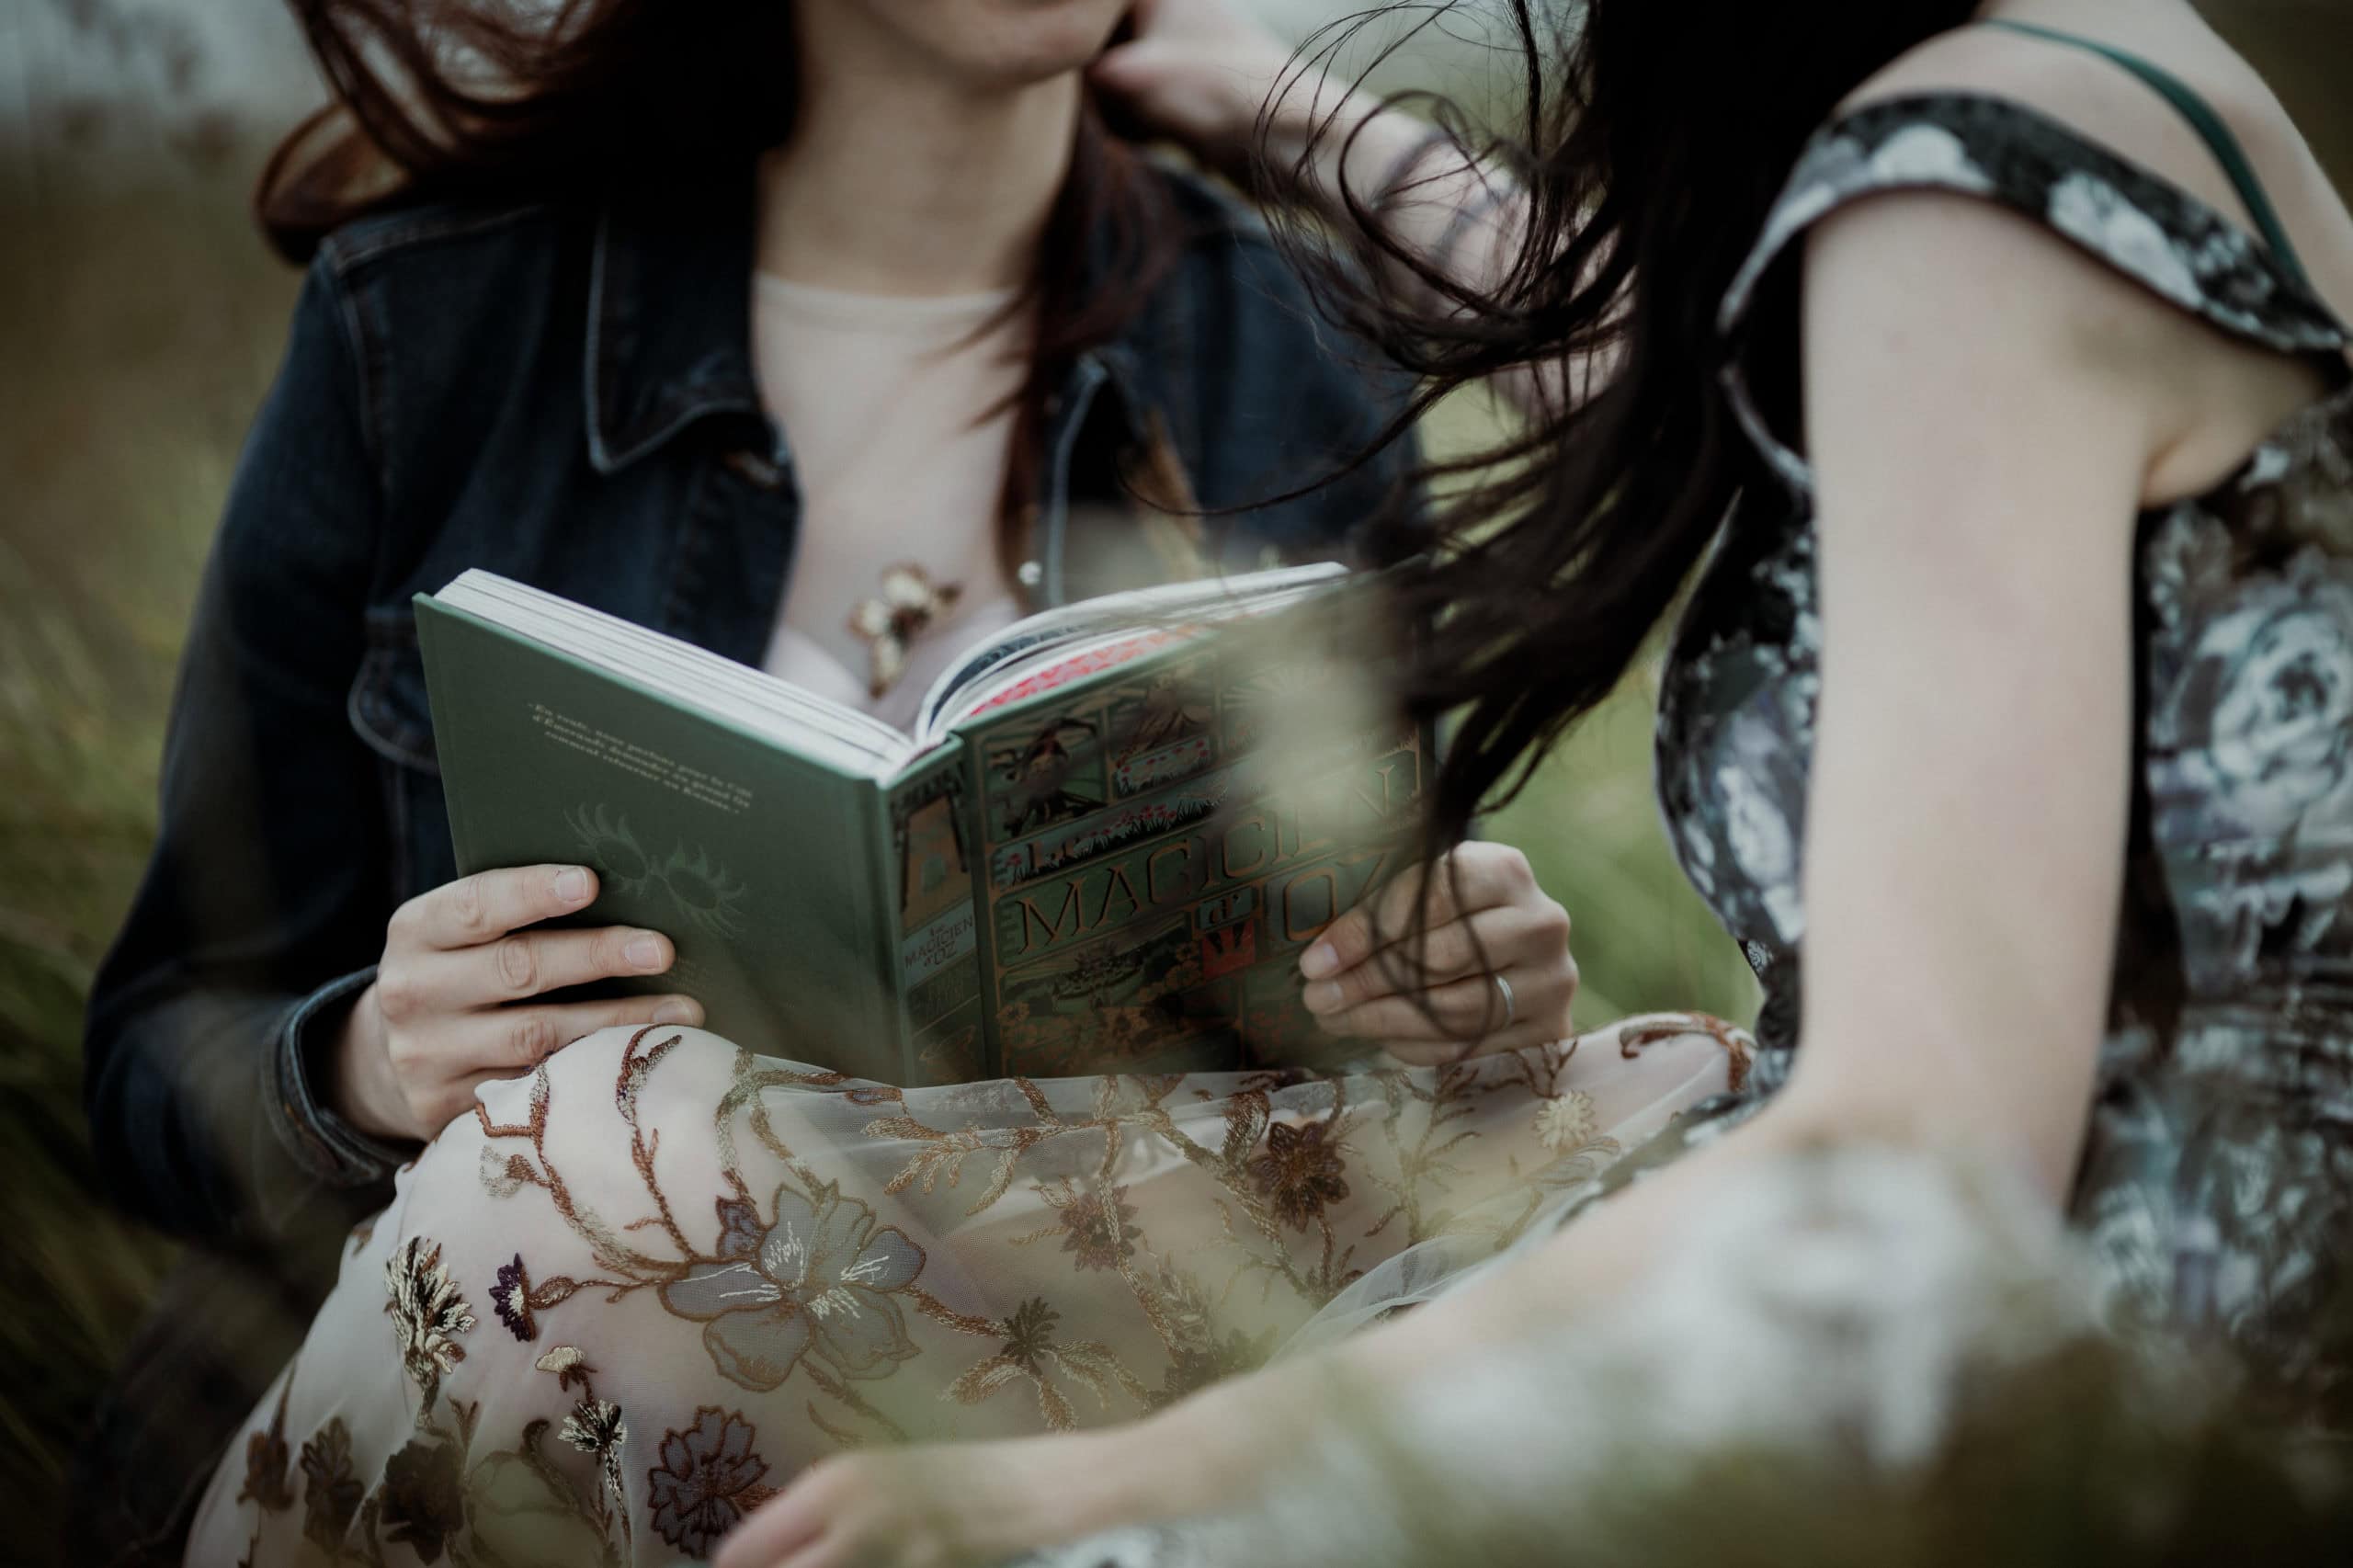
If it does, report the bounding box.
[665,0,2352,1561]
[82,0,1704,1558]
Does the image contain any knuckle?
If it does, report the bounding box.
[383,1028,426,1074]
[384,896,426,947]
[506,1012,556,1066]
[1534,898,1573,942]
[1330,916,1370,963]
[374,971,421,1024]
[494,934,539,993]
[450,873,495,940]
[592,928,637,976]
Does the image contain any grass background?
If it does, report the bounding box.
[2,0,2347,1527]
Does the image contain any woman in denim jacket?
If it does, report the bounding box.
[76,0,1620,1556]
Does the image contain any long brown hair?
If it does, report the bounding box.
[258,0,1184,583]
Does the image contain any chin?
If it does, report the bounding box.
[938,0,1128,85]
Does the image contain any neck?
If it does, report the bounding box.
[758,43,1082,295]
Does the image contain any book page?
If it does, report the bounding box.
[438,571,916,774]
[913,560,1348,744]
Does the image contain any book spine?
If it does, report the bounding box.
[954,734,1007,1079]
[879,745,988,1086]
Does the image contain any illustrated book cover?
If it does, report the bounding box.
[415,564,1425,1085]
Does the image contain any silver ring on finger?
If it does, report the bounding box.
[1490,971,1516,1031]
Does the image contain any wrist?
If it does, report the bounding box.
[1081,1415,1231,1536]
[267,968,416,1187]
[1099,1357,1337,1530]
[323,983,404,1142]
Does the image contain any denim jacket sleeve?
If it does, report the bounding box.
[83,255,412,1247]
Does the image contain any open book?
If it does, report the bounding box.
[415,564,1426,1085]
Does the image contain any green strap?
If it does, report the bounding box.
[1983,17,2315,292]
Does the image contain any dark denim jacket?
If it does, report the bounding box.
[83,163,1416,1252]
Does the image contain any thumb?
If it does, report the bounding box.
[1089,36,1188,94]
[1086,35,1204,94]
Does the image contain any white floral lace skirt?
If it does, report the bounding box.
[186,1014,1747,1565]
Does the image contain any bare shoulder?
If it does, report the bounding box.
[1801,179,2176,391]
[1845,6,2278,122]
[1796,165,2302,509]
[1837,6,2311,238]
[1811,6,2349,497]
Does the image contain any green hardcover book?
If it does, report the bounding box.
[415,564,1423,1085]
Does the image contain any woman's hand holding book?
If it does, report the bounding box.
[325,864,705,1144]
[1298,843,1581,1062]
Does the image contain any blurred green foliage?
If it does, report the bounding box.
[0,167,300,1506]
[0,165,1755,1507]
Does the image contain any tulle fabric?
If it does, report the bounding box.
[1021,1147,2109,1568]
[186,1014,1745,1565]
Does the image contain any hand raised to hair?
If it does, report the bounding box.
[1090,0,1294,177]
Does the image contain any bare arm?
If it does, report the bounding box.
[1095,186,2174,1514]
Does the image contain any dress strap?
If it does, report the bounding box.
[1980,17,2315,293]
[1713,95,2350,496]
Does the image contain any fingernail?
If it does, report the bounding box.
[1300,941,1340,980]
[1302,980,1342,1014]
[553,867,590,903]
[653,998,700,1027]
[626,935,665,971]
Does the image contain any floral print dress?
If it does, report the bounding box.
[185,1012,1745,1564]
[1012,86,2353,1568]
[1654,93,2353,1425]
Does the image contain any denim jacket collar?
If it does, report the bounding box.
[582,169,1180,477]
[584,178,766,474]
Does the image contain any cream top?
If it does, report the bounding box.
[752,274,1029,733]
